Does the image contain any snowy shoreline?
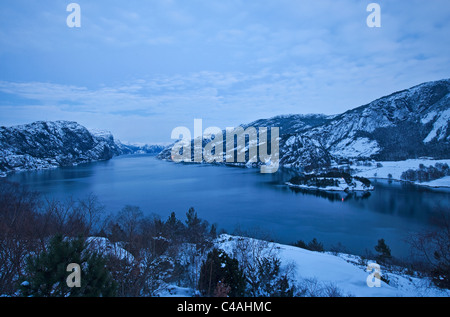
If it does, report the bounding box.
[350,159,450,189]
[285,180,374,192]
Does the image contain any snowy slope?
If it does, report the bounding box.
[158,79,450,171]
[215,235,449,297]
[0,121,165,175]
[0,121,122,175]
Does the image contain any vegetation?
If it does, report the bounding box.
[292,238,325,252]
[1,179,449,296]
[401,163,450,183]
[407,209,450,289]
[288,171,371,189]
[0,180,298,297]
[19,235,117,297]
[198,248,246,297]
[374,239,392,263]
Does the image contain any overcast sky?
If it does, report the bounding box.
[0,0,449,143]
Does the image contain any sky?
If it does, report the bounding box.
[0,0,449,144]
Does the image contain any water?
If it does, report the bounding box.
[6,155,450,258]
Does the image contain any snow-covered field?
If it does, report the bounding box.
[351,159,450,188]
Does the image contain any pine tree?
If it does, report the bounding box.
[374,238,392,263]
[19,235,117,297]
[198,248,246,297]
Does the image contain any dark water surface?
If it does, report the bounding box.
[6,155,450,258]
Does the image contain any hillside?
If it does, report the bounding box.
[0,121,162,175]
[158,79,450,171]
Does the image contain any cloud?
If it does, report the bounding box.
[0,0,449,142]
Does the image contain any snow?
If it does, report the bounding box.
[419,176,450,188]
[6,234,448,297]
[352,159,450,188]
[86,237,134,262]
[158,285,195,297]
[421,111,437,125]
[214,235,449,297]
[423,108,450,143]
[286,178,374,192]
[330,137,380,158]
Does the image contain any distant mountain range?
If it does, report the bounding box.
[0,121,164,175]
[158,79,450,171]
[1,79,449,175]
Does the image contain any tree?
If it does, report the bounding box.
[0,181,43,295]
[77,193,105,235]
[198,248,246,297]
[19,235,117,297]
[116,205,144,255]
[185,207,210,247]
[164,212,185,244]
[407,208,450,288]
[374,239,392,263]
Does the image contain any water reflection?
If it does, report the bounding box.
[6,155,450,258]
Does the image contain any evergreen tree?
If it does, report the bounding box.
[198,248,246,297]
[185,207,209,246]
[19,235,117,297]
[374,239,392,263]
[164,212,185,244]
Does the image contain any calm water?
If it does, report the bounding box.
[6,155,450,258]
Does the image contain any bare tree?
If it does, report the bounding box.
[116,205,144,256]
[77,193,105,235]
[0,181,42,295]
[407,207,450,288]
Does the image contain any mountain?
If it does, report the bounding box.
[158,79,450,171]
[0,121,163,175]
[115,143,166,155]
[300,79,450,162]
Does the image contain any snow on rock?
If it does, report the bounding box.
[330,137,380,159]
[0,121,122,175]
[86,237,134,262]
[0,121,164,175]
[158,79,450,171]
[423,108,450,143]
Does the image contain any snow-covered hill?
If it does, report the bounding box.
[302,79,450,163]
[214,235,449,297]
[158,79,450,172]
[159,234,449,297]
[268,79,450,169]
[0,121,163,176]
[83,234,449,297]
[0,121,121,175]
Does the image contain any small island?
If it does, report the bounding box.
[286,171,374,192]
